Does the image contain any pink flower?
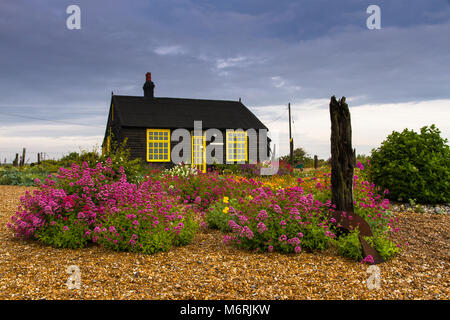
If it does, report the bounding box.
[240,226,254,240]
[62,226,69,232]
[361,255,375,264]
[256,222,267,234]
[278,234,287,242]
[294,246,301,253]
[257,210,268,221]
[356,161,364,170]
[223,235,233,244]
[268,245,274,252]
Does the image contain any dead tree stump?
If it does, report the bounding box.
[329,96,383,264]
[329,96,355,212]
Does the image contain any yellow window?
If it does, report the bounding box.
[106,135,111,153]
[147,129,170,162]
[226,130,247,162]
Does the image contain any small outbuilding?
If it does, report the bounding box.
[102,73,270,171]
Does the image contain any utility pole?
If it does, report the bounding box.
[288,102,294,164]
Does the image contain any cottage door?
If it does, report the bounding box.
[192,133,206,173]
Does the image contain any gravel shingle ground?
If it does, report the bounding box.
[0,185,448,300]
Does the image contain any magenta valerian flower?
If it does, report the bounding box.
[294,246,301,253]
[278,234,287,242]
[361,255,375,264]
[288,237,301,246]
[256,210,268,221]
[256,222,267,234]
[356,161,364,170]
[240,226,254,240]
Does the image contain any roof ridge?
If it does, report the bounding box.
[113,95,241,103]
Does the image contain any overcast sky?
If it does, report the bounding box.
[0,0,449,162]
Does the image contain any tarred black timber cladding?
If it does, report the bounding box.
[121,127,147,160]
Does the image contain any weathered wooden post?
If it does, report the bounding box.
[20,148,26,167]
[13,153,19,167]
[329,96,383,264]
[314,155,318,169]
[329,96,355,212]
[37,153,41,165]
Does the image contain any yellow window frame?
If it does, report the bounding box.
[191,133,206,173]
[147,129,171,162]
[226,130,247,162]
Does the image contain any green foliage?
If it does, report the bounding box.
[101,138,147,183]
[97,206,197,255]
[370,125,450,204]
[365,235,399,261]
[0,165,50,186]
[299,224,333,252]
[36,217,89,249]
[279,147,312,165]
[205,197,237,232]
[337,231,363,261]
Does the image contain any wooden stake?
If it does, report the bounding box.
[314,155,318,169]
[288,103,293,164]
[330,96,355,212]
[20,148,26,167]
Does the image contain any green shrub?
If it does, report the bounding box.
[0,166,50,186]
[337,231,363,261]
[369,125,450,204]
[36,216,89,249]
[205,197,237,232]
[365,235,399,261]
[298,223,333,252]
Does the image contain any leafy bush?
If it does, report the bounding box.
[0,166,51,186]
[365,235,399,261]
[370,125,450,204]
[337,231,363,261]
[206,197,237,232]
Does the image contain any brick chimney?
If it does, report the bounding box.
[143,72,155,98]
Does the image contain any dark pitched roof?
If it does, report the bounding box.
[111,95,268,130]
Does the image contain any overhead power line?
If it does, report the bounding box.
[0,111,104,128]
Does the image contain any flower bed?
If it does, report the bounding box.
[7,159,399,262]
[7,159,197,254]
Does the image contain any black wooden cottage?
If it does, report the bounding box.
[102,73,269,171]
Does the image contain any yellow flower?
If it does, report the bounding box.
[248,195,253,200]
[223,196,229,204]
[223,207,229,214]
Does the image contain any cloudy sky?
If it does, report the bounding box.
[0,0,449,162]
